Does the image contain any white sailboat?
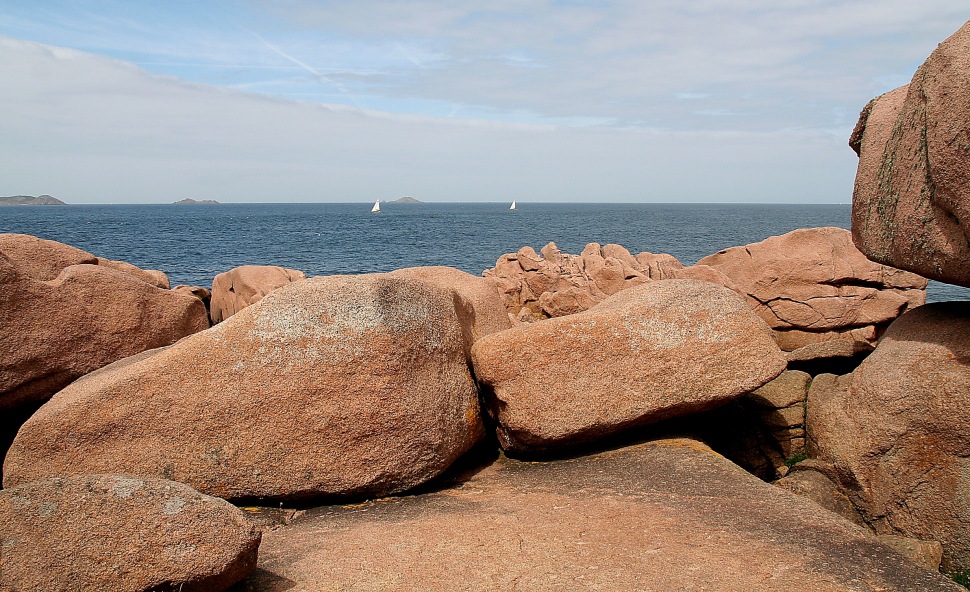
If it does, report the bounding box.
[371,200,381,213]
[509,199,517,211]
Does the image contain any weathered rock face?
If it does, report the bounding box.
[807,303,970,571]
[387,266,513,355]
[471,279,786,453]
[851,21,970,288]
[4,274,484,502]
[242,438,960,591]
[694,227,926,363]
[209,264,306,323]
[483,242,682,321]
[0,240,209,412]
[745,370,811,461]
[0,474,260,592]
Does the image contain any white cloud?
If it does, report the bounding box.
[0,2,967,203]
[0,35,855,203]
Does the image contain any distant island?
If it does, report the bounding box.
[0,194,66,206]
[174,198,220,205]
[393,196,422,203]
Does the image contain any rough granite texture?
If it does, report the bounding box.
[695,226,926,339]
[3,274,484,502]
[209,264,307,323]
[807,302,970,571]
[471,279,787,452]
[238,438,959,591]
[0,474,260,592]
[850,20,970,287]
[0,235,208,412]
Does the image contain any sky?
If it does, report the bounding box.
[0,2,967,204]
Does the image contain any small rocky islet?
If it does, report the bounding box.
[5,20,970,592]
[0,194,66,206]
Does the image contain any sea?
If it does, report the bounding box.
[2,201,969,303]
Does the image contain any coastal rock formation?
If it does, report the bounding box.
[209,264,306,323]
[850,21,970,288]
[807,303,970,571]
[0,235,209,411]
[173,284,212,305]
[483,241,682,321]
[387,266,513,355]
[4,275,484,502]
[694,227,926,364]
[470,279,786,453]
[0,233,168,287]
[241,438,959,591]
[0,474,260,592]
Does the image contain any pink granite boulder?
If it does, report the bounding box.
[850,21,970,287]
[470,279,786,452]
[209,264,306,323]
[483,241,682,321]
[0,474,260,592]
[807,302,970,570]
[4,274,484,502]
[0,237,209,411]
[693,227,926,361]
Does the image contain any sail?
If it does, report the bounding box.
[510,200,516,210]
[371,200,380,213]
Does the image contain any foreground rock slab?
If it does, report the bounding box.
[4,274,484,502]
[239,439,957,592]
[0,474,260,592]
[471,279,786,452]
[808,302,970,572]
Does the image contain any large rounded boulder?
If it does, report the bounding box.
[0,474,260,592]
[4,274,484,502]
[807,302,970,571]
[470,279,787,453]
[850,21,970,287]
[0,235,209,411]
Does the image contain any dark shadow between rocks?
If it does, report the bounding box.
[228,568,298,592]
[787,350,872,375]
[0,399,44,486]
[492,397,788,482]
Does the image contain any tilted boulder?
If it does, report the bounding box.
[0,238,209,412]
[807,303,970,571]
[471,279,786,453]
[850,21,970,288]
[209,264,306,323]
[0,474,260,592]
[4,274,484,502]
[483,241,682,321]
[693,227,926,362]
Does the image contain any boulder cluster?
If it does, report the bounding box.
[5,19,970,591]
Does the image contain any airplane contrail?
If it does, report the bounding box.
[244,28,362,108]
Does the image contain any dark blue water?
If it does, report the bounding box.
[2,202,968,302]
